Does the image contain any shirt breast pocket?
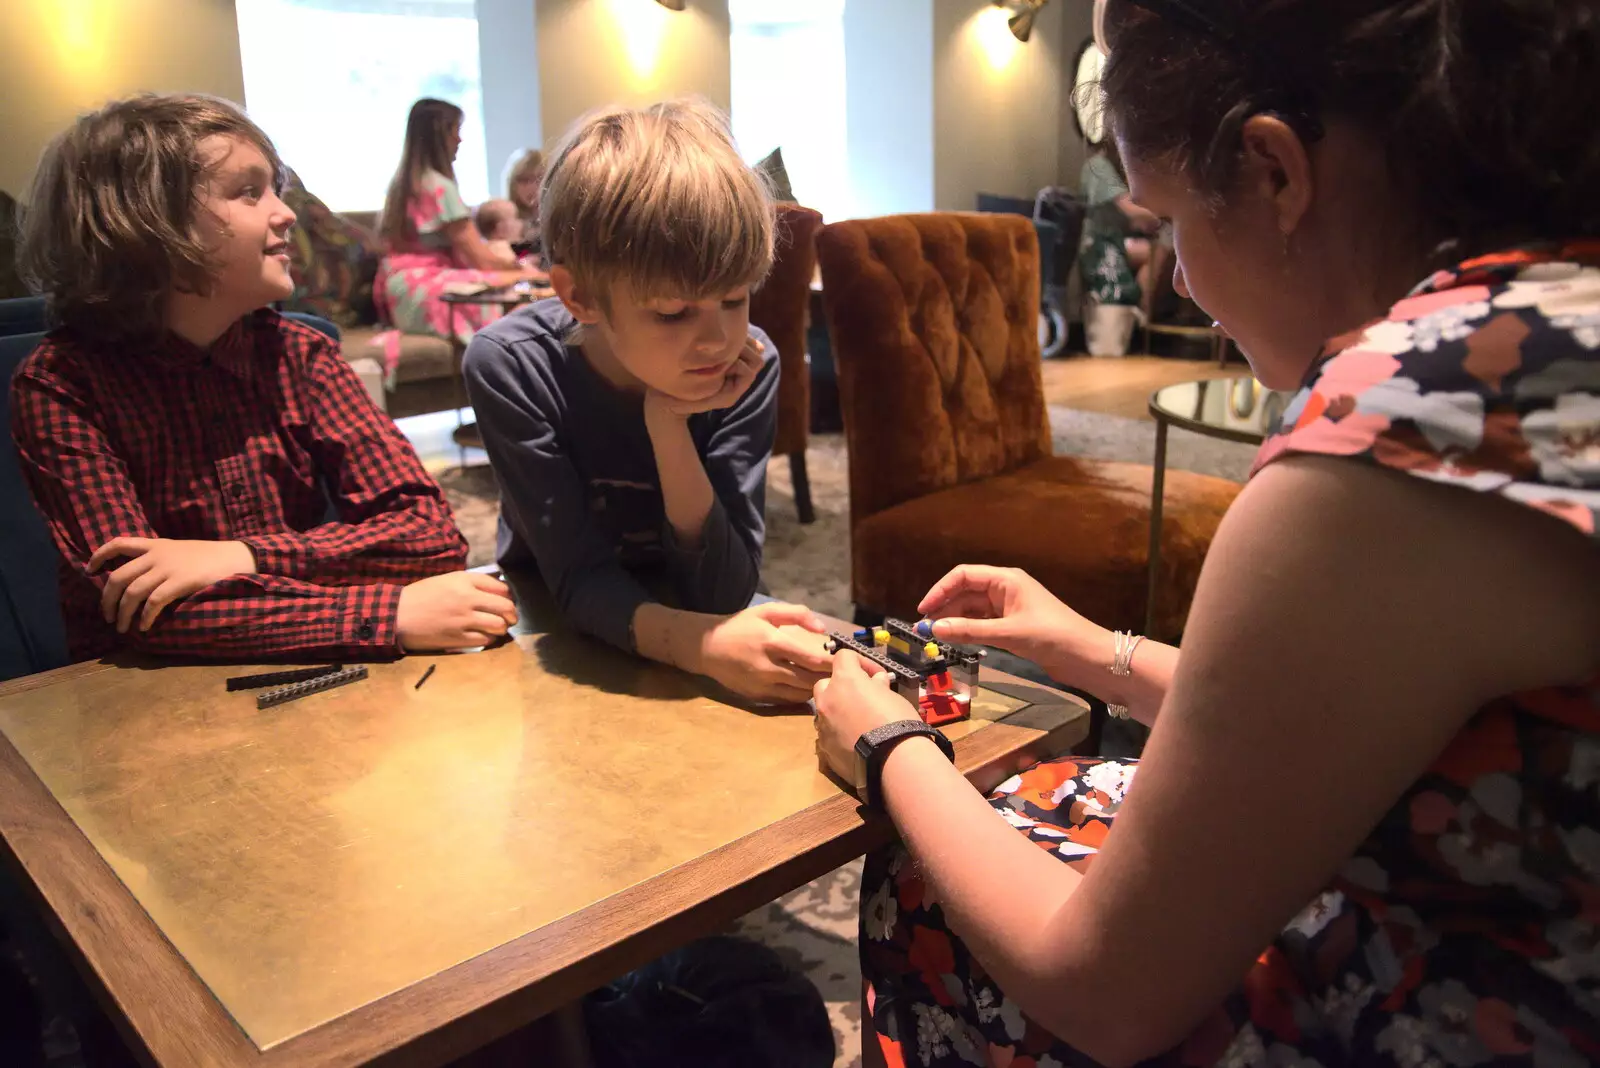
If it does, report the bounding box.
[213,453,263,536]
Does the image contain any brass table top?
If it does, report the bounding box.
[0,601,1085,1062]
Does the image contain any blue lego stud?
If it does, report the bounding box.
[854,628,873,641]
[916,619,934,639]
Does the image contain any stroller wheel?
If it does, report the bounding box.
[1038,303,1068,359]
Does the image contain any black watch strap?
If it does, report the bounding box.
[855,720,955,811]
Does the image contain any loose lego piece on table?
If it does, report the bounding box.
[225,665,343,692]
[256,665,369,709]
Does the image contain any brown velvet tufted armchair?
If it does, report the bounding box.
[815,212,1241,639]
[749,204,824,523]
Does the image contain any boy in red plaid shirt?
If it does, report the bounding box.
[10,94,515,662]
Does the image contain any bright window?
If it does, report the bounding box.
[729,0,848,221]
[235,0,489,211]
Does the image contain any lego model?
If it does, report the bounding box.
[823,617,984,727]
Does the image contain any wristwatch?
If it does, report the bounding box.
[854,720,955,811]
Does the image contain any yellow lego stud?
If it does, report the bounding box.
[924,641,940,658]
[873,629,890,646]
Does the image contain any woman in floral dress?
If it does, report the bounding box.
[375,98,539,347]
[812,2,1600,1066]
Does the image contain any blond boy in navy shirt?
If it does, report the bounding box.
[465,100,831,702]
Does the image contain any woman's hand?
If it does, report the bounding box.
[919,565,1107,688]
[812,650,913,784]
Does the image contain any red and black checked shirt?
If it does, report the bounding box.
[9,309,467,662]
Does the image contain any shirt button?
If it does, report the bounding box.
[355,619,375,641]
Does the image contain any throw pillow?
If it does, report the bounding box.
[754,147,797,204]
[280,169,383,327]
[0,191,26,299]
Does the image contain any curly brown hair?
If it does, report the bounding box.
[1100,0,1600,259]
[17,93,284,348]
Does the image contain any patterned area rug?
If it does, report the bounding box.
[431,409,1255,1067]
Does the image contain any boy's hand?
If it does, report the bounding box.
[646,336,765,419]
[397,571,518,651]
[695,601,832,703]
[90,537,258,633]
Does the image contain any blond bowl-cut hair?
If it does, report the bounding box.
[18,93,285,348]
[540,98,775,308]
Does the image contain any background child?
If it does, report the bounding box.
[11,93,516,662]
[503,147,545,248]
[464,99,831,703]
[474,197,522,262]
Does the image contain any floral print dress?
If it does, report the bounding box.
[862,243,1600,1068]
[375,169,510,349]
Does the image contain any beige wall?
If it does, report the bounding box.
[1057,0,1095,190]
[0,0,246,197]
[932,0,1065,212]
[535,0,731,148]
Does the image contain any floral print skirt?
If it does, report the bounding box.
[859,755,1597,1068]
[377,254,509,344]
[861,758,1131,1068]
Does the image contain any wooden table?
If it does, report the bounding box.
[0,587,1088,1067]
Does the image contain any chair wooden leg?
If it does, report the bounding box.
[789,450,816,524]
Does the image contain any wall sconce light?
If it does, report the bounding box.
[991,0,1049,42]
[655,0,685,8]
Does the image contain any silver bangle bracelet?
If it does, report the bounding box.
[1106,630,1145,719]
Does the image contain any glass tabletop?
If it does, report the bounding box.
[1149,376,1295,445]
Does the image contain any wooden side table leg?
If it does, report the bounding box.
[1145,417,1169,637]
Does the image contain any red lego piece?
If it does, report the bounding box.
[927,670,953,692]
[919,690,968,727]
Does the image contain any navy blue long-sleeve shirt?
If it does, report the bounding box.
[463,298,777,651]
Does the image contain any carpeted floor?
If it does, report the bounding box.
[430,407,1257,1068]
